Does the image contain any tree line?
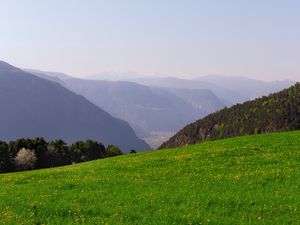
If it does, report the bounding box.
[0,138,135,173]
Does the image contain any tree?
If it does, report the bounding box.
[83,140,106,160]
[105,145,123,157]
[31,138,48,168]
[68,140,106,163]
[46,140,69,167]
[15,148,37,170]
[0,141,9,173]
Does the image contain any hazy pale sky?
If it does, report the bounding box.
[1,0,300,81]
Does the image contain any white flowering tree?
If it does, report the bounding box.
[15,148,37,170]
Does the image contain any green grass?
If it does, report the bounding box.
[1,131,300,225]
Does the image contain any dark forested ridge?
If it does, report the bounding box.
[160,83,300,149]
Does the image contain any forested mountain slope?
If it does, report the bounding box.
[160,83,300,149]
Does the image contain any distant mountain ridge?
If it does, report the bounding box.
[87,73,294,105]
[0,61,149,152]
[164,87,225,116]
[195,75,295,101]
[130,76,295,105]
[61,79,203,134]
[160,83,300,149]
[27,70,225,144]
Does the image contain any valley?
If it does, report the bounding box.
[26,68,295,148]
[2,2,300,224]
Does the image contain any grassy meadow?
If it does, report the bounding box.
[0,131,299,225]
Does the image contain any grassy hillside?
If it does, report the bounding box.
[1,131,300,224]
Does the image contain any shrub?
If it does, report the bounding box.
[130,149,137,154]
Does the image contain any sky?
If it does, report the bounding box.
[0,0,300,81]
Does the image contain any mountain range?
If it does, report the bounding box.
[129,76,295,105]
[0,61,149,152]
[26,70,225,147]
[86,72,294,105]
[26,69,295,148]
